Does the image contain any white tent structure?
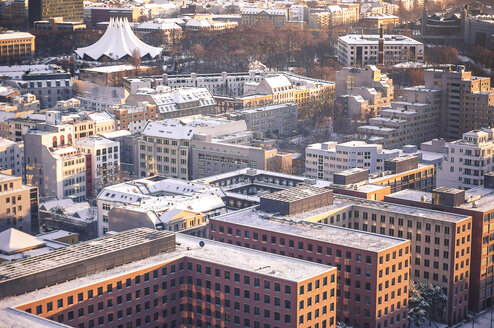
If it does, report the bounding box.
[75,17,163,61]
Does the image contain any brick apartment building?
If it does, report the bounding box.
[1,228,337,328]
[209,186,411,328]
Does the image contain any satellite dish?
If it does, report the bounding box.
[199,241,205,248]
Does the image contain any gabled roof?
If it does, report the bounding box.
[75,17,163,61]
[0,228,44,254]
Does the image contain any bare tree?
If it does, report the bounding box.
[129,49,141,70]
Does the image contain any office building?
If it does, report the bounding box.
[0,138,24,177]
[437,128,494,190]
[28,0,83,27]
[0,173,38,234]
[385,178,494,313]
[0,31,35,65]
[24,126,86,201]
[97,175,225,236]
[209,187,411,328]
[75,136,120,196]
[305,141,401,180]
[413,65,494,140]
[226,102,298,137]
[337,34,424,66]
[241,8,287,27]
[0,228,337,328]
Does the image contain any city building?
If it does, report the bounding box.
[225,102,298,137]
[305,141,401,180]
[123,71,335,119]
[413,65,494,140]
[126,87,217,120]
[357,100,441,149]
[209,187,411,328]
[1,64,73,108]
[33,17,86,32]
[0,227,68,263]
[464,14,494,49]
[308,5,360,30]
[437,128,494,189]
[39,198,96,241]
[0,31,35,65]
[337,34,424,66]
[97,175,225,236]
[335,65,393,100]
[0,138,24,176]
[241,8,287,27]
[384,178,494,313]
[0,228,338,328]
[361,15,399,28]
[28,0,83,27]
[75,136,120,197]
[83,6,141,27]
[24,126,86,201]
[110,102,157,134]
[195,168,331,209]
[0,173,39,234]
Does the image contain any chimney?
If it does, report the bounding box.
[377,25,384,66]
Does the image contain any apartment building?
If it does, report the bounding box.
[75,136,120,197]
[0,31,35,65]
[345,68,391,98]
[209,187,411,328]
[28,0,83,26]
[24,126,86,201]
[124,71,335,119]
[111,103,157,133]
[0,138,24,176]
[337,34,424,66]
[0,173,38,234]
[241,8,287,27]
[195,168,331,209]
[8,67,73,108]
[226,102,298,137]
[438,128,494,189]
[417,65,494,140]
[310,194,472,325]
[97,175,225,236]
[3,229,337,328]
[358,101,441,149]
[126,87,217,120]
[308,4,359,29]
[385,177,494,313]
[305,141,401,180]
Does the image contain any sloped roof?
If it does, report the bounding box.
[0,228,44,254]
[75,17,163,61]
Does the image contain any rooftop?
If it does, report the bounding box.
[339,34,422,45]
[261,185,329,202]
[213,207,406,252]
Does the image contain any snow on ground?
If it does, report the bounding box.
[456,309,494,328]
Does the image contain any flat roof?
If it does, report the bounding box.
[0,229,174,283]
[0,233,333,325]
[260,185,329,202]
[213,207,407,252]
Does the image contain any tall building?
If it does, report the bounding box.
[75,136,120,197]
[305,141,401,180]
[0,31,35,65]
[209,186,411,328]
[24,126,86,201]
[337,34,424,66]
[410,65,494,140]
[385,177,494,314]
[0,173,38,234]
[438,128,494,189]
[0,138,24,177]
[0,228,338,328]
[28,0,83,27]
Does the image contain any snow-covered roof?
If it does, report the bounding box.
[0,229,45,254]
[185,19,212,27]
[75,17,163,61]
